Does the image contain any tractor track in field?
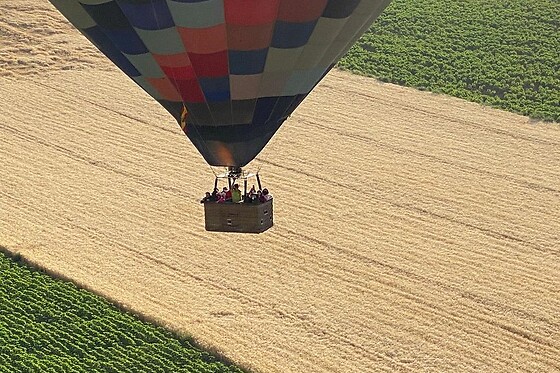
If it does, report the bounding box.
[260,158,557,257]
[300,121,560,195]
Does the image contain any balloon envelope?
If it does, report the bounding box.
[49,0,392,167]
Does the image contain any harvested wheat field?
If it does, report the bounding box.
[1,1,559,372]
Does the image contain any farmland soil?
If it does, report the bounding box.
[1,1,559,372]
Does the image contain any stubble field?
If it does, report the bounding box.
[1,1,559,372]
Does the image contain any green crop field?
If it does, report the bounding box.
[339,0,560,121]
[0,252,244,373]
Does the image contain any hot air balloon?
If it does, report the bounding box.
[49,0,392,232]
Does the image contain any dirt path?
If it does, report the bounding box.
[1,1,559,372]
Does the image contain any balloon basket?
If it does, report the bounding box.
[204,199,273,233]
[203,167,273,233]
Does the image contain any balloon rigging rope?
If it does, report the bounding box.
[148,0,216,176]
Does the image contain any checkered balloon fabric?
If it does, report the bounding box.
[50,0,392,166]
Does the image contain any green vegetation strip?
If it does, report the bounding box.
[0,252,244,373]
[339,0,560,121]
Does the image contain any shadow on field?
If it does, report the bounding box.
[0,244,250,373]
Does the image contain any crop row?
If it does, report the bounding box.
[339,0,559,121]
[0,253,243,373]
